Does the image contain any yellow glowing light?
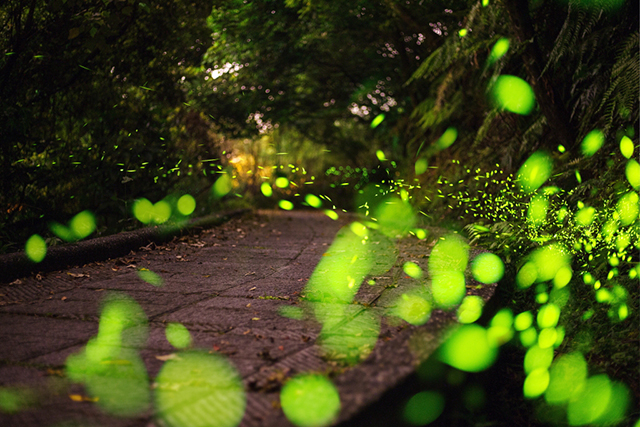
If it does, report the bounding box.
[261,182,273,197]
[517,151,552,193]
[279,200,294,210]
[472,253,504,284]
[371,114,385,129]
[625,160,640,190]
[524,344,554,374]
[523,368,550,399]
[545,352,587,404]
[275,177,289,188]
[492,75,535,115]
[415,158,428,175]
[553,267,572,289]
[436,127,458,150]
[396,293,432,326]
[487,38,509,65]
[305,194,322,208]
[580,129,605,157]
[619,136,634,159]
[69,210,96,240]
[281,374,341,427]
[516,262,537,289]
[567,375,612,426]
[538,327,558,348]
[439,325,497,372]
[403,261,422,278]
[575,206,596,227]
[520,327,537,347]
[137,269,164,287]
[155,350,246,427]
[514,311,533,331]
[25,234,47,263]
[537,304,560,329]
[616,191,639,225]
[166,322,192,349]
[212,173,233,198]
[527,194,548,227]
[431,271,466,309]
[177,195,196,216]
[457,296,484,324]
[324,210,338,220]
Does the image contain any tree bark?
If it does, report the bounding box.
[502,0,576,149]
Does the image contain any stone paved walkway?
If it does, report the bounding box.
[0,210,495,427]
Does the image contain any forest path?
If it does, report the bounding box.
[0,209,495,427]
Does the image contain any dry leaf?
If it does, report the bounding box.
[67,273,89,278]
[61,296,67,301]
[155,354,179,361]
[9,279,22,286]
[246,303,251,308]
[249,287,256,291]
[251,317,260,321]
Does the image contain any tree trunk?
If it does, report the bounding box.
[502,0,576,149]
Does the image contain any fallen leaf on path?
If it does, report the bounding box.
[67,273,89,278]
[155,354,179,361]
[69,394,98,402]
[61,296,67,301]
[9,279,22,285]
[249,287,256,291]
[245,272,256,276]
[251,317,260,321]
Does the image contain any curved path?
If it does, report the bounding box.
[0,210,495,427]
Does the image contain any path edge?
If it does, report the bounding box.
[0,208,252,283]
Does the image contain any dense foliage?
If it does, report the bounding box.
[1,0,638,425]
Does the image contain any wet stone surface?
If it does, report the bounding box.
[0,210,495,427]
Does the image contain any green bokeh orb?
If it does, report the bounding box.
[165,322,192,349]
[275,177,289,188]
[396,293,432,326]
[580,129,605,157]
[25,234,47,263]
[619,135,634,159]
[69,210,96,239]
[457,296,484,324]
[439,325,497,372]
[305,194,322,208]
[625,159,640,190]
[492,75,535,115]
[212,173,232,198]
[517,151,553,193]
[155,350,245,427]
[616,191,639,226]
[261,182,273,197]
[403,391,445,425]
[280,374,341,427]
[431,271,466,309]
[279,200,294,210]
[471,253,504,284]
[177,194,196,216]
